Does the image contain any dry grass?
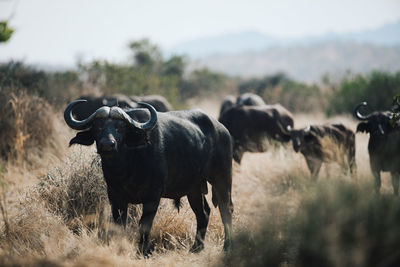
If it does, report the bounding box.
[0,97,397,266]
[0,89,69,187]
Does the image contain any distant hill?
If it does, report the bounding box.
[169,21,400,82]
[169,21,400,58]
[169,31,279,57]
[190,42,400,82]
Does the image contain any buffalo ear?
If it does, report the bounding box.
[69,131,94,146]
[356,122,369,133]
[304,133,315,142]
[280,133,292,143]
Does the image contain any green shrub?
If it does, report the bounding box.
[180,68,230,99]
[238,73,323,112]
[326,71,400,116]
[0,61,82,108]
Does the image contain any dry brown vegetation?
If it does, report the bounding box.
[0,95,398,266]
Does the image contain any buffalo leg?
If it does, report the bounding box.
[138,199,160,257]
[391,172,399,196]
[348,144,357,176]
[107,189,128,227]
[187,190,211,253]
[213,181,233,250]
[233,146,244,164]
[111,202,128,227]
[371,170,381,194]
[305,157,322,180]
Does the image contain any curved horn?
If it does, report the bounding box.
[64,99,110,130]
[354,102,372,121]
[112,102,158,131]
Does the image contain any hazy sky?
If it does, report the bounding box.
[1,0,399,66]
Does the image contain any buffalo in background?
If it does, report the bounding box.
[218,95,236,121]
[72,94,136,120]
[130,95,172,112]
[355,102,400,195]
[285,123,356,179]
[64,100,233,256]
[218,93,266,121]
[236,93,266,106]
[219,104,294,163]
[71,94,172,121]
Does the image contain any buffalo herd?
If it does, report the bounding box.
[64,92,399,255]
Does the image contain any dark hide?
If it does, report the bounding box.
[218,95,236,121]
[71,94,137,120]
[219,104,294,164]
[66,105,233,256]
[288,124,356,180]
[218,93,265,121]
[236,93,266,106]
[130,95,173,112]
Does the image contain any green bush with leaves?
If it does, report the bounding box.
[238,73,323,112]
[326,71,400,116]
[180,68,229,99]
[0,61,82,108]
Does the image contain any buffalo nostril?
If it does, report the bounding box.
[101,140,116,152]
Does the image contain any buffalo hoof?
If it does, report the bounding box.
[223,240,232,251]
[189,242,204,253]
[137,244,154,258]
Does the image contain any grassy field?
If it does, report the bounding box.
[0,98,398,266]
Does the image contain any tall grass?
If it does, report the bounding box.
[219,181,400,267]
[0,88,65,170]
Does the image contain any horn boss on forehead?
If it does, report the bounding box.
[109,102,158,131]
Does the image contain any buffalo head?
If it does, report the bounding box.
[64,99,157,156]
[288,125,314,152]
[354,102,392,136]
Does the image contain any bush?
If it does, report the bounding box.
[0,61,82,108]
[238,73,323,112]
[219,181,400,267]
[0,88,60,165]
[0,62,47,95]
[38,149,108,229]
[326,71,400,116]
[179,68,230,99]
[0,198,73,258]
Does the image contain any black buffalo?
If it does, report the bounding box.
[355,102,400,195]
[71,94,137,120]
[219,104,294,163]
[218,93,265,120]
[130,95,173,112]
[64,100,233,255]
[236,93,266,106]
[286,123,356,179]
[218,95,236,121]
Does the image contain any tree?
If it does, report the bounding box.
[0,21,14,42]
[128,39,162,70]
[162,55,185,77]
